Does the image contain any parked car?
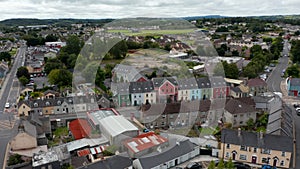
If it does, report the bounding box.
[185,162,202,169]
[5,102,10,109]
[234,162,251,169]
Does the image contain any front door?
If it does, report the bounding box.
[252,156,257,164]
[273,159,277,167]
[232,153,236,160]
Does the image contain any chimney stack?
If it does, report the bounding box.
[259,131,264,139]
[238,128,241,136]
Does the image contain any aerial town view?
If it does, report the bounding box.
[1,1,300,169]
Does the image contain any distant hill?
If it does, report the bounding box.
[182,15,229,20]
[0,18,114,27]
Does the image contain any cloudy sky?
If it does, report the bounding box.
[0,0,299,21]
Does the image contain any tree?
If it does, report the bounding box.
[0,52,11,62]
[217,159,225,169]
[48,69,72,88]
[64,35,82,55]
[44,58,65,74]
[246,118,255,130]
[19,76,29,86]
[208,160,216,169]
[8,154,24,166]
[226,158,235,169]
[286,65,300,78]
[291,40,300,63]
[16,66,30,79]
[223,62,239,79]
[45,34,58,42]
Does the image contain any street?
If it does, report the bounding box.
[266,39,290,92]
[0,45,26,169]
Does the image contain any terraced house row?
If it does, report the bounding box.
[110,64,268,107]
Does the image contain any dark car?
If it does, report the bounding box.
[234,162,251,169]
[185,162,202,169]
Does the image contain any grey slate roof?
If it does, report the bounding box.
[138,140,197,169]
[225,99,256,114]
[178,78,198,90]
[290,78,300,86]
[23,120,37,138]
[267,108,293,137]
[152,77,178,88]
[196,77,211,88]
[78,155,132,169]
[129,81,154,93]
[210,76,227,88]
[231,86,242,93]
[221,128,293,152]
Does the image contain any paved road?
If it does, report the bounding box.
[266,39,290,92]
[0,45,25,169]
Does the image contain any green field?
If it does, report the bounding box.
[107,29,195,36]
[9,48,17,56]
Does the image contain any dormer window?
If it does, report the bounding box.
[45,102,50,106]
[57,101,61,105]
[34,103,38,107]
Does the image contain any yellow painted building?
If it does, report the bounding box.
[219,129,293,168]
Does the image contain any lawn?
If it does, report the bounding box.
[107,29,195,36]
[9,48,17,56]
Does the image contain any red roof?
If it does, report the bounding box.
[77,149,90,157]
[247,78,267,87]
[69,119,92,140]
[124,132,168,154]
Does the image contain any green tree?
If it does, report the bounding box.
[246,118,255,130]
[223,62,239,79]
[8,154,24,166]
[48,69,72,88]
[217,159,225,169]
[19,76,29,86]
[208,160,216,169]
[0,52,11,62]
[16,66,30,79]
[44,58,65,74]
[286,64,300,78]
[64,35,82,55]
[291,40,300,63]
[226,158,235,169]
[45,34,58,42]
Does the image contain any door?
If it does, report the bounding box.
[252,156,257,164]
[232,153,236,160]
[175,159,178,165]
[273,159,277,167]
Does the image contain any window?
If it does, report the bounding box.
[240,145,247,151]
[253,148,257,153]
[280,160,284,166]
[262,158,269,164]
[239,154,247,160]
[282,151,285,156]
[226,152,229,158]
[234,115,237,118]
[146,94,148,97]
[226,144,230,148]
[262,149,271,154]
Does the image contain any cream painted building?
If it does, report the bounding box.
[219,129,293,168]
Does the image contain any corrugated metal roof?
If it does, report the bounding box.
[99,116,138,137]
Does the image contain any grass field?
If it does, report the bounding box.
[107,29,195,36]
[9,48,17,56]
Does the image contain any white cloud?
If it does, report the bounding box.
[0,0,300,21]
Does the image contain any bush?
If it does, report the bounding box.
[8,154,24,166]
